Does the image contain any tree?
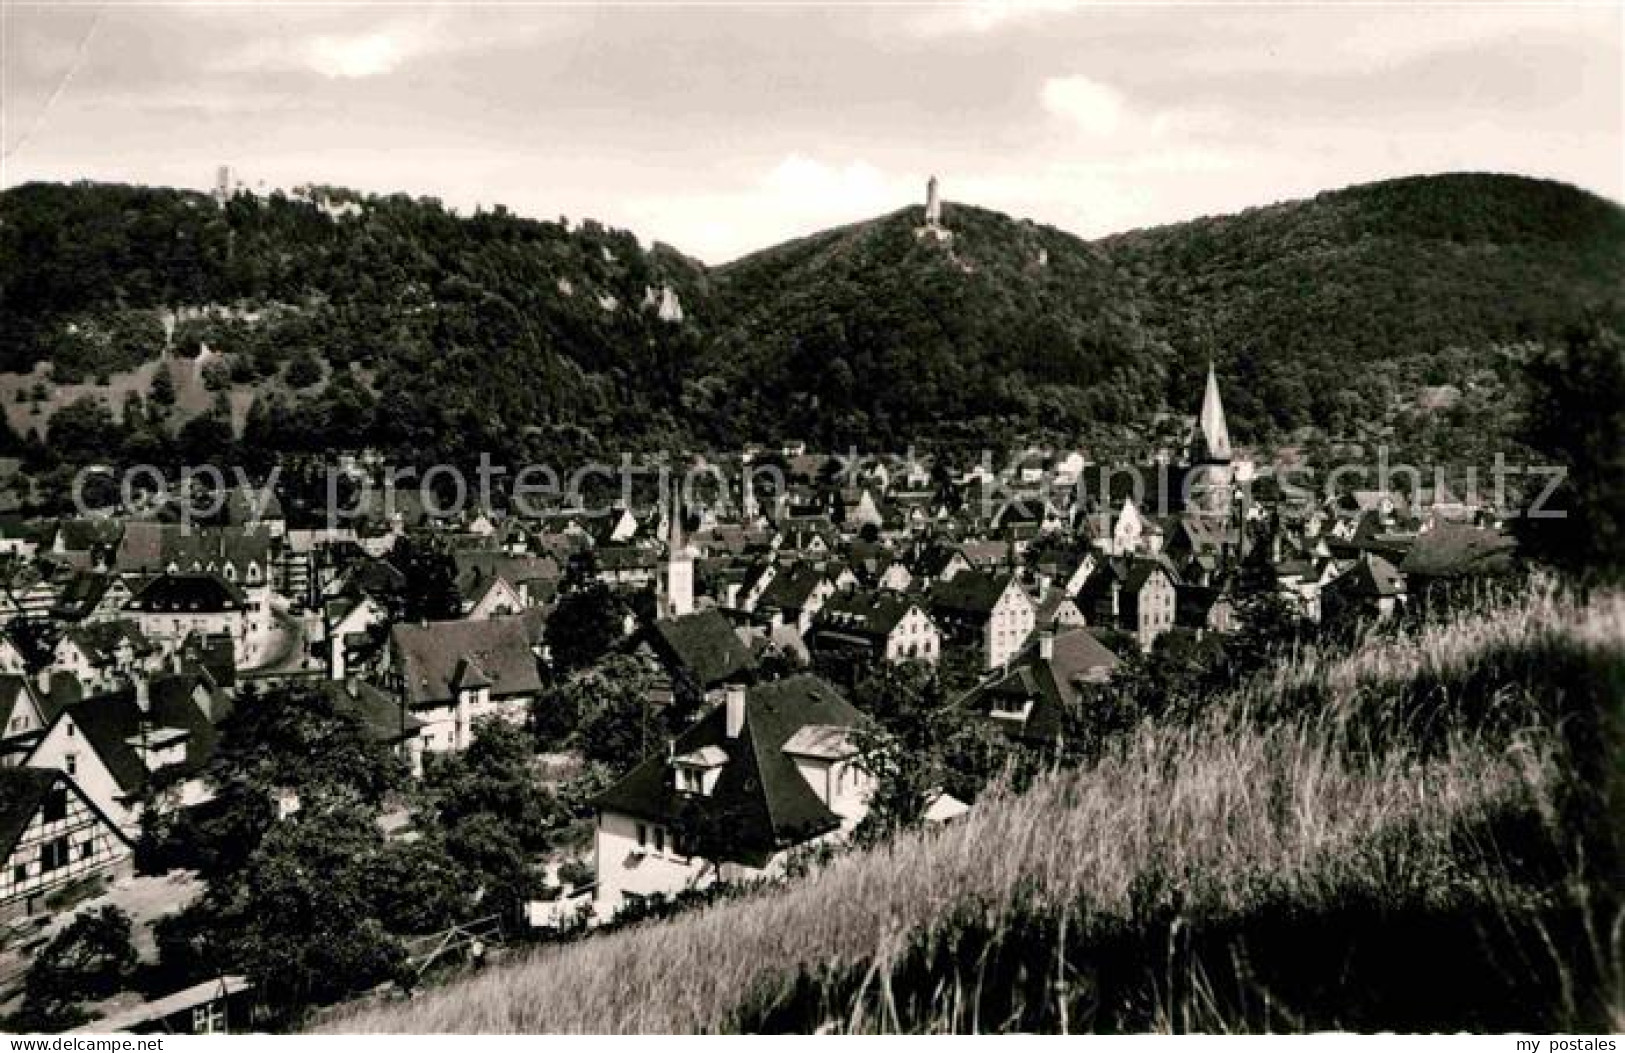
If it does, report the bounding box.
[163,806,408,1021]
[422,719,562,924]
[531,654,663,770]
[11,907,137,1031]
[1518,311,1625,587]
[176,407,234,466]
[363,837,475,936]
[395,535,463,622]
[210,682,408,807]
[47,397,124,465]
[285,351,323,389]
[156,682,408,879]
[544,581,627,673]
[849,662,1004,839]
[150,362,177,407]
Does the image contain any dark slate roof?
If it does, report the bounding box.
[1333,553,1406,598]
[650,609,757,688]
[452,552,562,597]
[959,629,1121,744]
[45,682,223,797]
[928,570,1012,620]
[907,543,967,581]
[1123,555,1181,594]
[1400,524,1516,580]
[390,616,542,706]
[320,677,424,744]
[596,545,659,573]
[0,767,58,856]
[62,620,152,666]
[116,523,271,579]
[343,558,409,600]
[811,590,920,644]
[592,675,863,864]
[125,573,247,614]
[1033,591,1083,628]
[757,564,827,613]
[176,633,237,689]
[1175,584,1230,626]
[52,572,122,620]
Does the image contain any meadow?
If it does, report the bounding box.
[332,581,1624,1033]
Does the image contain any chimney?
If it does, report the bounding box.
[1109,578,1121,619]
[34,667,51,695]
[1038,629,1055,662]
[134,675,151,713]
[346,673,360,697]
[328,633,346,682]
[725,683,747,739]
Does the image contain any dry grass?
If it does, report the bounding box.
[330,586,1624,1033]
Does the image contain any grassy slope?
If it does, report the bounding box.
[331,585,1624,1033]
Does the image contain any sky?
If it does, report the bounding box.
[2,1,1621,263]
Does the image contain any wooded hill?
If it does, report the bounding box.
[1,172,1620,466]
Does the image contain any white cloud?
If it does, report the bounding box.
[307,33,404,79]
[913,0,1079,37]
[205,9,567,80]
[1040,75,1127,136]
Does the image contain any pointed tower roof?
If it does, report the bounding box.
[667,479,695,561]
[1191,361,1232,463]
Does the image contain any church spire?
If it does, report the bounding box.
[662,477,694,619]
[1194,360,1232,464]
[666,476,683,553]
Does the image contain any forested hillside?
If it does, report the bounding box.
[0,182,708,466]
[699,205,1165,451]
[1101,173,1625,441]
[1,173,1620,468]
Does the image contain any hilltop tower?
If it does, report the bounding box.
[1184,361,1235,518]
[917,175,951,242]
[661,479,695,619]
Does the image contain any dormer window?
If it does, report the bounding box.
[989,699,1035,723]
[671,745,726,796]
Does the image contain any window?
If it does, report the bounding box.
[80,840,93,860]
[654,827,666,854]
[65,753,77,777]
[42,788,66,823]
[13,864,26,884]
[39,836,69,871]
[636,823,648,848]
[192,1001,226,1034]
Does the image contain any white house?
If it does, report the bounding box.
[590,676,870,916]
[386,616,543,753]
[810,590,942,665]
